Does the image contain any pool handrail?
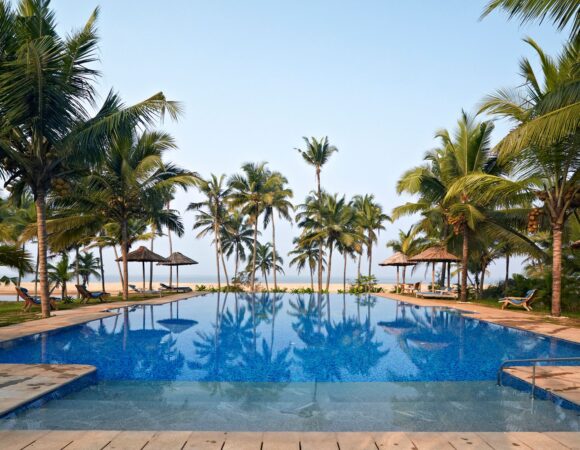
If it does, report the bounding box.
[497,356,580,398]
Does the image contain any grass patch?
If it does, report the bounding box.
[0,292,177,328]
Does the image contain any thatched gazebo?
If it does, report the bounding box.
[117,246,167,290]
[158,252,198,288]
[409,247,460,293]
[379,252,416,293]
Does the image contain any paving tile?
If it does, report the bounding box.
[406,432,454,449]
[336,432,377,450]
[24,430,87,450]
[476,432,532,449]
[445,432,492,449]
[373,431,416,449]
[65,431,121,450]
[182,432,226,449]
[511,432,569,450]
[544,432,580,450]
[0,430,51,450]
[104,431,156,450]
[300,432,339,450]
[262,432,300,450]
[222,432,264,450]
[143,431,192,450]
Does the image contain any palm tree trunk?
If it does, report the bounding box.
[234,247,239,282]
[214,222,222,291]
[441,262,446,287]
[34,245,39,297]
[113,245,124,287]
[480,263,486,298]
[343,253,347,293]
[217,230,229,287]
[251,218,258,291]
[551,224,563,317]
[272,215,278,291]
[264,269,269,291]
[99,245,105,293]
[461,224,469,302]
[504,253,510,295]
[75,247,80,297]
[34,189,51,318]
[357,253,361,279]
[316,168,323,294]
[167,202,174,286]
[402,266,407,286]
[367,232,372,278]
[447,263,451,288]
[396,266,400,293]
[325,242,333,292]
[149,235,155,290]
[310,266,314,291]
[121,219,130,301]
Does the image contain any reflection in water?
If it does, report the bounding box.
[1,294,579,432]
[0,294,578,384]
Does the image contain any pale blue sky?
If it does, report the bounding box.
[46,0,566,283]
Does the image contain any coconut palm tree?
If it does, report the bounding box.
[58,130,195,300]
[386,228,430,286]
[188,174,232,290]
[482,0,579,35]
[47,253,74,299]
[228,163,282,291]
[288,237,324,291]
[251,242,284,291]
[465,39,579,315]
[296,136,338,293]
[263,172,293,291]
[353,194,390,278]
[0,1,182,317]
[73,251,101,286]
[221,211,255,283]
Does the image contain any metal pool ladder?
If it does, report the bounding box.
[497,357,580,398]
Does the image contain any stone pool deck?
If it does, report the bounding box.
[0,291,201,343]
[2,430,580,449]
[504,366,580,405]
[0,364,95,417]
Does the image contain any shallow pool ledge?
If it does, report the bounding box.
[0,364,96,417]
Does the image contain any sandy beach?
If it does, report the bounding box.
[1,280,399,296]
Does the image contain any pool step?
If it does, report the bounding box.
[0,364,96,418]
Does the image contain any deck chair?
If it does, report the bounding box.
[17,287,59,312]
[75,284,110,303]
[416,290,458,299]
[159,283,192,293]
[129,284,160,295]
[499,289,538,311]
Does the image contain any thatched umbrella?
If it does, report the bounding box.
[117,246,167,290]
[379,252,416,293]
[409,247,460,293]
[158,252,198,288]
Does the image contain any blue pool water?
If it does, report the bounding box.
[0,293,579,431]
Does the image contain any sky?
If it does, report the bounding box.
[22,1,569,283]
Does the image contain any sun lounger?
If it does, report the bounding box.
[17,287,59,312]
[416,288,458,299]
[499,289,537,311]
[159,283,192,293]
[129,284,160,295]
[75,284,110,303]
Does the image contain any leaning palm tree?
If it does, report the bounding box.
[73,251,101,286]
[188,174,232,290]
[228,162,281,291]
[353,194,390,278]
[466,39,579,315]
[0,1,182,317]
[481,0,579,35]
[296,136,338,293]
[47,253,74,299]
[263,172,293,291]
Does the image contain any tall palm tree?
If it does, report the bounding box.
[188,174,232,290]
[468,39,579,315]
[221,211,255,282]
[263,172,293,291]
[47,253,74,299]
[288,237,324,291]
[0,1,181,317]
[228,162,281,291]
[296,136,338,293]
[353,194,390,278]
[482,0,579,35]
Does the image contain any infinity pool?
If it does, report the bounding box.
[0,293,579,431]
